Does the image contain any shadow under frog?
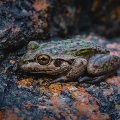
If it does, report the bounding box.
[18,38,120,85]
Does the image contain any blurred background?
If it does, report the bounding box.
[48,0,120,38]
[0,0,120,46]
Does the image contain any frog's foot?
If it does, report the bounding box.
[47,76,67,86]
[78,72,114,84]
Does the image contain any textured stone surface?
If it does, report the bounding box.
[0,0,120,119]
[0,0,49,61]
[0,35,119,120]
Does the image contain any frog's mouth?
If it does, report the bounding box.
[18,53,74,75]
[19,59,71,75]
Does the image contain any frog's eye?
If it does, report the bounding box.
[27,41,39,50]
[37,55,51,65]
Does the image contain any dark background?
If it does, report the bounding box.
[49,0,120,38]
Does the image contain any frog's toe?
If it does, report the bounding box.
[47,76,68,85]
[78,76,92,83]
[78,76,104,84]
[78,72,114,84]
[83,75,106,83]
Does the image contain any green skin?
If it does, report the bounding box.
[18,38,120,84]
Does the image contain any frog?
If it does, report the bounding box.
[18,37,120,85]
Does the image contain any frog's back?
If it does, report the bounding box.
[37,38,109,56]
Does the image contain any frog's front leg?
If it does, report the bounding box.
[47,58,87,85]
[79,54,120,83]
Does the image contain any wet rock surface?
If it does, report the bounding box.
[0,35,120,120]
[0,0,49,61]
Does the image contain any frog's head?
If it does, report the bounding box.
[18,41,73,75]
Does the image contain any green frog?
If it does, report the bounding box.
[18,38,120,84]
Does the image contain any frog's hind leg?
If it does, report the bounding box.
[78,54,120,83]
[87,54,120,76]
